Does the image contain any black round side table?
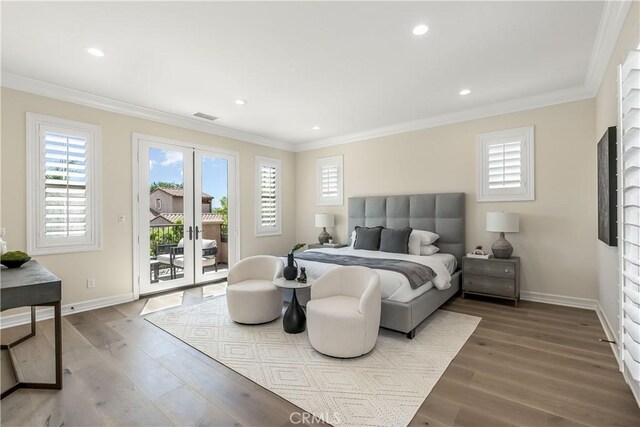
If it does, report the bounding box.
[273,277,313,334]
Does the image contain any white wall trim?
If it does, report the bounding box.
[0,293,134,329]
[520,290,597,310]
[584,1,633,96]
[596,300,622,370]
[1,72,296,152]
[296,85,593,152]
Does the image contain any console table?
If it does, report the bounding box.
[1,260,62,399]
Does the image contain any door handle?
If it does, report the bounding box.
[188,226,193,240]
[195,226,200,240]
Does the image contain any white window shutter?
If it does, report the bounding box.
[43,132,89,237]
[27,113,101,255]
[620,49,640,383]
[255,157,281,236]
[487,141,522,189]
[476,126,534,202]
[316,155,343,206]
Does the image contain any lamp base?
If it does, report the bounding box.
[318,227,332,244]
[491,232,513,259]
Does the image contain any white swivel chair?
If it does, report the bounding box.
[226,256,284,324]
[307,266,381,358]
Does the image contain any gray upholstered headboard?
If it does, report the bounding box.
[348,193,466,265]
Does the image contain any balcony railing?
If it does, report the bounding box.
[150,224,183,257]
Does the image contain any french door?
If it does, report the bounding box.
[135,135,238,295]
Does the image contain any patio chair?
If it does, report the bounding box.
[156,239,218,279]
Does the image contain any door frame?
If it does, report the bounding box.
[131,133,241,299]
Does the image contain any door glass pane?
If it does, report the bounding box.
[148,147,185,284]
[200,155,228,279]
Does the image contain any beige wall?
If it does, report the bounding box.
[595,2,640,340]
[296,99,598,299]
[1,88,296,311]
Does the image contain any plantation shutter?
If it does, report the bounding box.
[43,132,88,237]
[488,141,522,189]
[255,157,281,236]
[27,113,101,255]
[316,155,343,206]
[320,163,339,200]
[260,164,277,228]
[620,48,640,382]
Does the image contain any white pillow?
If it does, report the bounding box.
[349,230,357,248]
[420,245,440,255]
[414,229,439,245]
[408,230,440,255]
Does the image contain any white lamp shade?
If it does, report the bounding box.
[315,213,335,228]
[486,212,519,233]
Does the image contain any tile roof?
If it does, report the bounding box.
[156,213,224,224]
[153,188,213,199]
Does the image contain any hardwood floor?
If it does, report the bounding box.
[1,287,638,426]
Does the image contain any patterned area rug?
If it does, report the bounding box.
[146,296,480,427]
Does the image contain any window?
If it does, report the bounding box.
[619,49,640,384]
[27,113,101,254]
[255,156,281,236]
[316,155,343,206]
[155,199,162,211]
[476,126,534,202]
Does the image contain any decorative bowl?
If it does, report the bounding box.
[1,250,32,268]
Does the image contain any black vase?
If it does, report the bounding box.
[283,253,298,280]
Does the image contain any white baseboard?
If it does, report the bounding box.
[0,293,135,329]
[595,300,622,369]
[520,291,598,310]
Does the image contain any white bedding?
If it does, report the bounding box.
[294,247,457,303]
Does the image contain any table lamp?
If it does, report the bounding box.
[315,213,335,244]
[486,212,519,259]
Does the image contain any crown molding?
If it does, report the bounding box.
[584,0,633,96]
[1,72,297,152]
[296,85,593,152]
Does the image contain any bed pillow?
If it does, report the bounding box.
[379,227,413,254]
[354,226,383,250]
[414,229,440,245]
[349,230,357,248]
[419,244,440,255]
[408,230,440,255]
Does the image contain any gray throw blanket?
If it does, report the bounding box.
[294,252,436,289]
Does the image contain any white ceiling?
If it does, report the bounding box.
[2,1,606,147]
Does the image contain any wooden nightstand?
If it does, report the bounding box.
[307,243,347,249]
[462,256,520,306]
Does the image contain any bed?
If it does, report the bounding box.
[286,192,465,339]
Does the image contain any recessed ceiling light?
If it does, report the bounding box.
[234,99,247,105]
[459,89,471,96]
[86,47,104,57]
[412,24,429,36]
[312,126,320,131]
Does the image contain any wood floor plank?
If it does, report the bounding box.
[106,316,183,359]
[459,335,631,393]
[66,311,126,348]
[0,389,40,427]
[96,338,185,400]
[156,349,297,426]
[1,291,638,427]
[153,384,242,426]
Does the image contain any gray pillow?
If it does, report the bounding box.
[354,226,383,250]
[379,227,413,254]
